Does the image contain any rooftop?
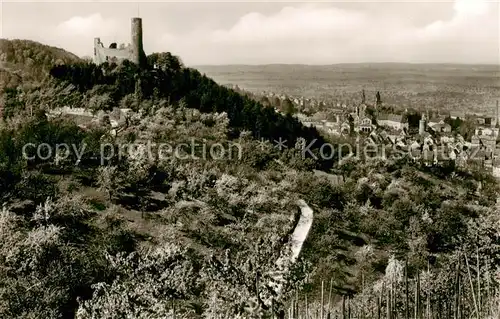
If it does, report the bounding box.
[378,114,404,123]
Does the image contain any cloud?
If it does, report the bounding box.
[6,1,495,65]
[56,13,120,38]
[210,4,366,44]
[453,0,489,17]
[42,13,132,58]
[155,0,498,65]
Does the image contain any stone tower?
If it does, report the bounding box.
[419,112,426,135]
[131,17,145,66]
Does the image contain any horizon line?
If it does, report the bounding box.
[193,62,500,67]
[2,38,498,67]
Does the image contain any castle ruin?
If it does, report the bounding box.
[93,17,145,66]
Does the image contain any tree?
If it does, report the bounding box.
[1,87,24,119]
[348,114,355,135]
[376,91,382,107]
[96,165,121,201]
[88,93,114,113]
[260,96,271,108]
[282,98,296,115]
[444,116,464,133]
[272,96,281,109]
[147,52,183,73]
[76,243,199,319]
[406,112,421,129]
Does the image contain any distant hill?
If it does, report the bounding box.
[195,63,500,114]
[0,39,81,89]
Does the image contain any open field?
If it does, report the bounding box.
[195,63,500,114]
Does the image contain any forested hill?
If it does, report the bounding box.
[2,41,332,168]
[0,39,81,88]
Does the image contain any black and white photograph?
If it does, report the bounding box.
[0,0,499,318]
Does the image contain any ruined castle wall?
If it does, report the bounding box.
[93,17,145,66]
[94,47,134,65]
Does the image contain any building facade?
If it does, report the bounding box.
[377,114,408,131]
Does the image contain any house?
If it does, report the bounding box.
[386,128,407,144]
[448,149,458,161]
[325,121,337,128]
[435,146,455,164]
[330,108,345,115]
[471,127,498,151]
[324,122,341,135]
[427,117,446,127]
[485,158,493,169]
[449,111,466,120]
[440,136,455,144]
[467,146,492,167]
[493,157,500,174]
[340,121,351,135]
[493,166,500,178]
[369,131,384,145]
[295,113,309,121]
[477,117,486,125]
[427,117,450,132]
[377,114,408,130]
[301,121,315,128]
[495,141,500,159]
[429,122,452,133]
[358,117,373,133]
[410,148,422,162]
[421,149,435,166]
[456,150,468,167]
[410,140,421,150]
[377,130,394,145]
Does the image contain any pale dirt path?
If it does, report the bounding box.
[268,199,314,299]
[288,199,313,264]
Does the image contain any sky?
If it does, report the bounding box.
[1,0,499,65]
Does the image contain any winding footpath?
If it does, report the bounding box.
[266,199,314,300]
[290,200,314,262]
[279,199,314,265]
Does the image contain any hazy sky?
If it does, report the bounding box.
[1,0,499,65]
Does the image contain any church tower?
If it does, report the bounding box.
[496,100,500,127]
[419,112,426,135]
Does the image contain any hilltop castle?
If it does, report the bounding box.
[93,17,145,66]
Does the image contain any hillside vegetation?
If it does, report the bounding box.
[0,39,81,89]
[0,40,499,318]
